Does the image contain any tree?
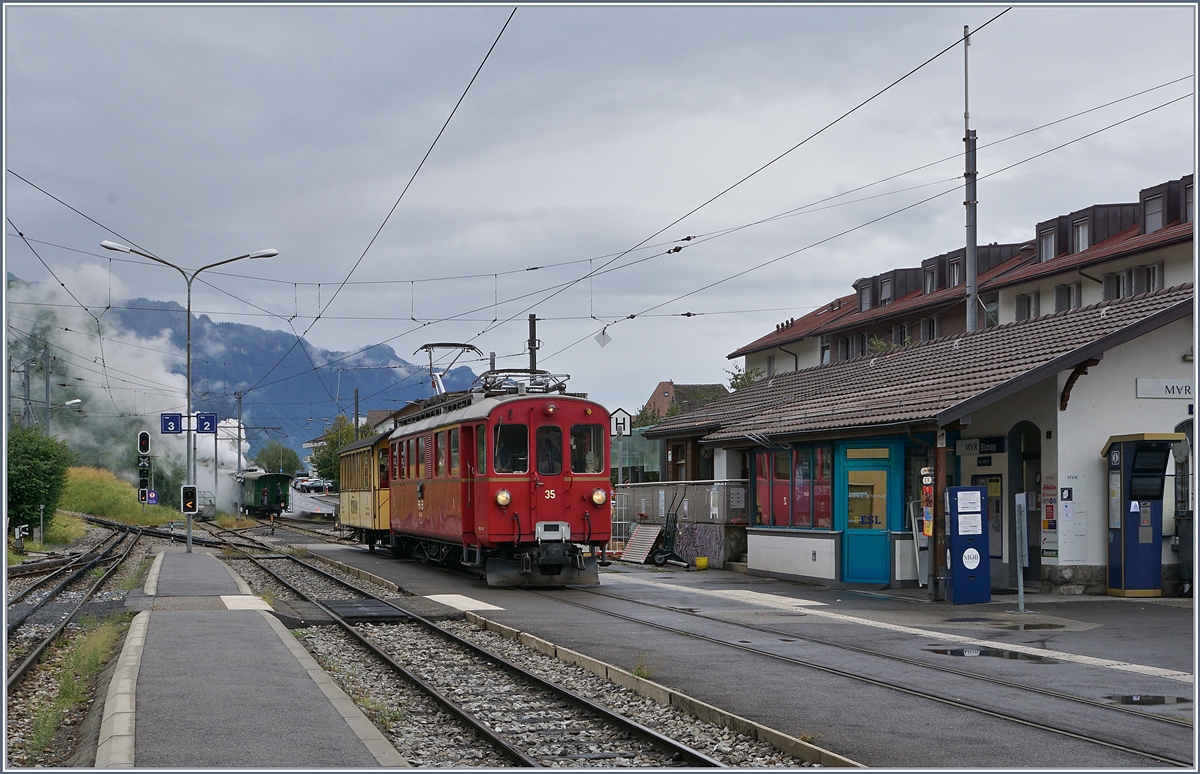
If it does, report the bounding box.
[724,363,765,391]
[7,426,76,529]
[254,440,302,475]
[632,401,681,428]
[310,416,359,489]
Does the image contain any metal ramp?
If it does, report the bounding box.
[619,523,663,564]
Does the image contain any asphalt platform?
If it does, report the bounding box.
[94,547,407,768]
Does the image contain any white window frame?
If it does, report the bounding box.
[1144,194,1164,234]
[1054,282,1082,313]
[1039,229,1055,262]
[880,278,892,306]
[1072,218,1089,253]
[819,335,831,365]
[766,354,776,377]
[858,284,873,312]
[949,259,964,286]
[1015,292,1040,321]
[923,267,937,294]
[1103,269,1134,301]
[982,292,1000,328]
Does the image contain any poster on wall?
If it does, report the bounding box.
[1041,478,1058,558]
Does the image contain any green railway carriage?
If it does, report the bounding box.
[237,469,292,518]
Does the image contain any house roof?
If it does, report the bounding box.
[727,293,858,359]
[672,383,730,410]
[646,284,1193,444]
[984,220,1193,290]
[339,430,390,455]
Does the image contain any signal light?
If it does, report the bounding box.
[138,488,148,503]
[138,431,150,455]
[181,485,198,515]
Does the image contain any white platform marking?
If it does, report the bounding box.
[222,595,272,610]
[426,594,504,611]
[604,574,1193,683]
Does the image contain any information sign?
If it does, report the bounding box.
[161,413,183,434]
[196,412,218,434]
[146,490,158,505]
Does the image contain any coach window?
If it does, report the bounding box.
[476,424,486,475]
[536,426,563,475]
[378,448,389,488]
[417,437,426,478]
[494,424,528,473]
[436,432,447,477]
[570,424,604,473]
[449,428,460,476]
[407,439,416,479]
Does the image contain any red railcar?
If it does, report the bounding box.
[387,376,611,586]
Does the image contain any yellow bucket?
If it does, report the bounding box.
[694,557,709,571]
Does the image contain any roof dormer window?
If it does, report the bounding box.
[923,267,937,294]
[1144,194,1164,233]
[1039,228,1055,262]
[879,278,892,306]
[858,284,872,312]
[949,258,964,286]
[1072,218,1089,253]
[1186,185,1194,224]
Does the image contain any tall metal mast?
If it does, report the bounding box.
[964,24,979,332]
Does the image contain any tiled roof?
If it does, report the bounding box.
[727,294,857,359]
[984,221,1192,290]
[646,284,1193,443]
[673,383,730,411]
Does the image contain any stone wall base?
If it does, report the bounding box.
[1039,563,1186,596]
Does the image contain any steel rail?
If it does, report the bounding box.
[7,528,121,605]
[229,550,542,766]
[533,590,1191,768]
[6,528,143,692]
[273,553,726,768]
[7,530,132,635]
[585,587,1193,728]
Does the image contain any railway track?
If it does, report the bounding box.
[529,586,1193,768]
[6,523,143,692]
[207,529,723,767]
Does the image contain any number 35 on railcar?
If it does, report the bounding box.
[387,389,612,586]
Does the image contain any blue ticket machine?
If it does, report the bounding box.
[946,486,991,604]
[1104,434,1184,597]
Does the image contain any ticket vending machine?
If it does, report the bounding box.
[946,486,991,604]
[1104,433,1186,597]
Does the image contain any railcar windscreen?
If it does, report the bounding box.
[537,426,563,475]
[495,424,528,473]
[570,424,605,473]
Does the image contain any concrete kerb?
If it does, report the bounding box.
[307,553,400,592]
[215,553,254,595]
[461,611,863,768]
[142,552,165,596]
[257,610,411,767]
[94,610,150,768]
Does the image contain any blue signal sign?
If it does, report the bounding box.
[161,413,183,434]
[147,490,158,505]
[196,413,218,434]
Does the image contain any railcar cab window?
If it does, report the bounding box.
[449,428,460,475]
[494,424,529,473]
[436,432,447,477]
[570,424,604,473]
[536,426,563,475]
[417,437,426,478]
[475,424,486,475]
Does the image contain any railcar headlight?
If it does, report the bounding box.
[591,488,607,506]
[544,403,558,416]
[495,489,512,507]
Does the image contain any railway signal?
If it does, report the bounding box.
[138,431,150,454]
[181,485,198,515]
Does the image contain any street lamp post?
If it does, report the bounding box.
[46,398,83,435]
[101,240,278,552]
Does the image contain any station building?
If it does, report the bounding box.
[641,174,1194,595]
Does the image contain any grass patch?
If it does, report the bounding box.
[259,588,277,608]
[23,613,128,763]
[632,651,659,679]
[117,557,153,592]
[44,512,86,545]
[8,549,25,565]
[58,467,177,526]
[215,515,256,529]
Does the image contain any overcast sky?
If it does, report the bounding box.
[4,3,1196,422]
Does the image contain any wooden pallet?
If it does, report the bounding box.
[619,523,663,564]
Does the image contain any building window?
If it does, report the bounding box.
[1039,229,1055,262]
[1072,218,1089,253]
[847,334,867,359]
[920,315,939,342]
[880,278,892,306]
[1054,282,1081,313]
[1015,292,1040,321]
[837,337,849,361]
[1144,194,1164,233]
[1134,262,1165,294]
[1103,269,1134,301]
[766,354,776,377]
[982,292,999,328]
[949,259,964,286]
[859,284,873,312]
[1187,185,1194,224]
[819,335,831,365]
[891,323,907,346]
[923,267,937,294]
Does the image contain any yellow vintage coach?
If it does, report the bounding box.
[338,430,392,552]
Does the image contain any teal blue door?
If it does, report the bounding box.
[837,445,902,584]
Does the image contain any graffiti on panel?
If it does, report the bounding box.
[674,523,725,568]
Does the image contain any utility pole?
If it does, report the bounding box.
[528,314,538,372]
[235,391,244,515]
[964,24,979,332]
[354,388,359,438]
[22,359,35,428]
[43,345,52,431]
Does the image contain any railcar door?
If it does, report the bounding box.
[533,417,566,532]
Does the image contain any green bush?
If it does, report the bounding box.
[7,426,75,529]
